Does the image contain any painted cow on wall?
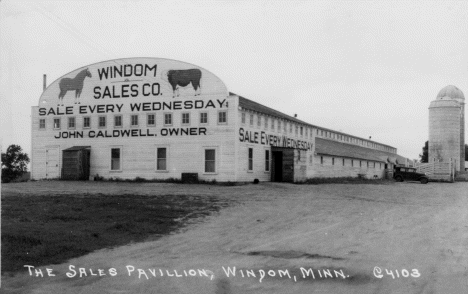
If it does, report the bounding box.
[57,68,92,106]
[163,69,202,97]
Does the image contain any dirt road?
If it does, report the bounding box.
[2,181,468,293]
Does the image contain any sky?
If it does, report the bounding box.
[1,0,467,160]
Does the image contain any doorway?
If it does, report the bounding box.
[272,151,283,182]
[46,146,60,179]
[271,148,295,182]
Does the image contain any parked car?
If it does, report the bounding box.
[393,166,429,184]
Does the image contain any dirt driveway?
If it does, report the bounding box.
[2,181,468,293]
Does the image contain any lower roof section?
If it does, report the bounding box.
[63,146,91,151]
[315,138,410,165]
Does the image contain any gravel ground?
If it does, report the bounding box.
[2,180,468,293]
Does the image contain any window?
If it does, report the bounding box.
[242,113,246,124]
[249,114,253,125]
[265,117,268,129]
[352,160,354,167]
[343,158,345,166]
[182,113,190,125]
[332,158,335,165]
[53,118,61,129]
[290,124,293,133]
[156,148,167,170]
[265,150,270,172]
[147,114,155,126]
[320,130,323,136]
[248,148,253,171]
[257,115,261,127]
[374,162,376,168]
[83,117,90,128]
[271,119,274,130]
[164,113,172,126]
[218,111,227,124]
[114,115,122,127]
[68,117,75,129]
[278,121,281,132]
[131,115,138,126]
[360,161,362,167]
[99,116,106,128]
[367,161,369,168]
[39,119,45,129]
[200,112,208,124]
[284,122,288,133]
[111,148,121,171]
[205,149,216,173]
[300,126,303,136]
[320,156,324,165]
[295,126,298,135]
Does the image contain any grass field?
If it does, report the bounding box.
[1,191,232,273]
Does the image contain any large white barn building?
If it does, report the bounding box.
[31,58,409,182]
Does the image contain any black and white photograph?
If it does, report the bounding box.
[1,1,468,293]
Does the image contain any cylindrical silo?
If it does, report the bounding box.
[429,85,465,172]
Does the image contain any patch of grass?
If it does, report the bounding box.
[296,177,393,185]
[1,194,232,274]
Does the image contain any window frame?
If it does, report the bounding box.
[155,146,168,172]
[39,118,46,130]
[248,147,253,172]
[53,118,61,130]
[200,112,208,124]
[204,148,217,174]
[114,115,123,128]
[83,116,91,129]
[217,110,227,124]
[147,113,156,127]
[67,117,75,129]
[131,114,139,127]
[98,116,107,128]
[164,113,173,126]
[265,149,270,172]
[110,146,122,172]
[181,112,190,125]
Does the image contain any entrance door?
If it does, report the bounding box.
[272,151,283,182]
[46,146,60,179]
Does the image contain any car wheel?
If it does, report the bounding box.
[395,176,403,182]
[420,178,428,184]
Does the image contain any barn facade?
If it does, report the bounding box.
[31,58,409,182]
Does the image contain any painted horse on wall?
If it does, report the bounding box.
[57,68,92,106]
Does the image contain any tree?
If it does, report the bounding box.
[1,144,30,183]
[419,141,428,163]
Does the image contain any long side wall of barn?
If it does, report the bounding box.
[310,155,387,179]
